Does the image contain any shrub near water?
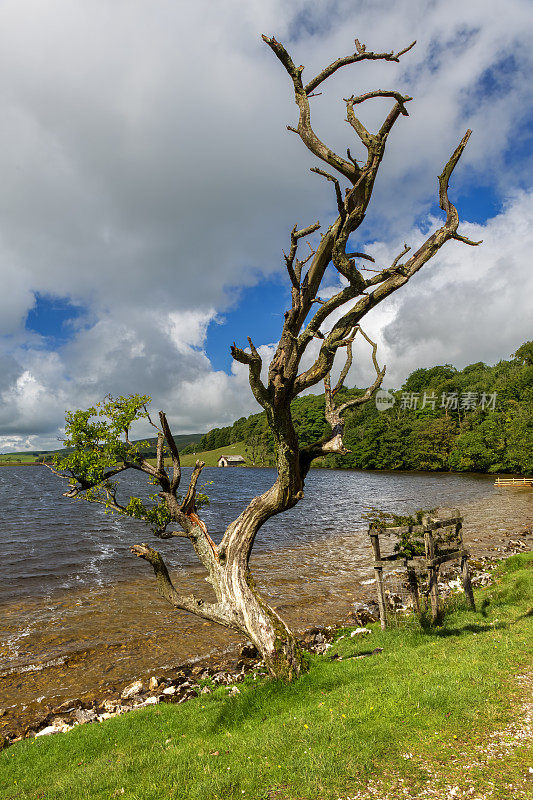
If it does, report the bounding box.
[1,553,532,800]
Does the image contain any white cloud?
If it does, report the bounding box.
[339,189,533,389]
[0,0,530,450]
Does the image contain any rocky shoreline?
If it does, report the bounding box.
[2,529,531,751]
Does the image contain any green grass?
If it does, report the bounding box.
[1,553,532,800]
[155,441,249,468]
[0,453,39,465]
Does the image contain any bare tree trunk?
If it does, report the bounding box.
[133,476,308,679]
[219,546,306,679]
[214,413,309,678]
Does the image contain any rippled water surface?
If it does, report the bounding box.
[0,465,502,604]
[0,465,531,737]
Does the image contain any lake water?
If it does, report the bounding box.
[0,465,531,737]
[0,465,504,604]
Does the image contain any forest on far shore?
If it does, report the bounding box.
[181,340,533,475]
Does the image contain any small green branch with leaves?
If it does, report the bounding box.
[50,394,211,541]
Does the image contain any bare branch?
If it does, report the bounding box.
[283,220,321,287]
[345,90,412,150]
[453,232,483,246]
[159,411,181,492]
[262,35,359,181]
[143,405,163,434]
[231,338,269,408]
[299,285,358,345]
[345,90,412,115]
[310,167,345,217]
[298,241,316,272]
[331,227,366,290]
[161,530,190,539]
[345,101,372,147]
[299,327,385,474]
[395,41,417,59]
[390,243,411,270]
[437,129,483,248]
[303,38,416,95]
[332,335,354,396]
[156,432,164,475]
[439,130,471,221]
[295,220,321,240]
[180,460,206,515]
[346,148,360,167]
[364,243,411,287]
[295,131,477,396]
[131,544,229,624]
[337,328,385,413]
[338,365,385,413]
[42,462,71,481]
[283,248,299,290]
[346,251,375,263]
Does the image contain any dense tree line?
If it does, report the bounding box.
[182,341,533,474]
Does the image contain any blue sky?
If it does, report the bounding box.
[0,0,531,451]
[26,294,86,348]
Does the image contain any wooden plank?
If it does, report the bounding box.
[461,554,476,610]
[494,477,532,486]
[373,553,404,563]
[422,516,462,531]
[424,529,440,623]
[373,557,428,568]
[373,524,411,535]
[407,567,420,614]
[427,549,467,568]
[370,533,387,631]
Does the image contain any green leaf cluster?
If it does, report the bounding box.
[54,394,211,536]
[54,394,151,485]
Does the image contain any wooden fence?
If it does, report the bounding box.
[493,477,532,487]
[368,511,475,628]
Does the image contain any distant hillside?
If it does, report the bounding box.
[181,339,533,475]
[0,432,205,465]
[177,441,248,468]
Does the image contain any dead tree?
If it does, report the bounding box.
[56,34,480,680]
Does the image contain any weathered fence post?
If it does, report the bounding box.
[423,521,440,624]
[461,554,476,610]
[406,564,421,613]
[456,519,475,610]
[370,529,387,630]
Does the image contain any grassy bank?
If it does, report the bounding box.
[0,453,39,465]
[1,553,532,800]
[162,441,248,468]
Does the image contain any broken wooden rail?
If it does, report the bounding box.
[368,511,475,629]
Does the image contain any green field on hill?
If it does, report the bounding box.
[0,452,40,465]
[164,441,248,468]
